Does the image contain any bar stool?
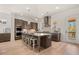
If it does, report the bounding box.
[25,35,30,46]
[22,34,26,43]
[30,36,37,50]
[22,34,30,46]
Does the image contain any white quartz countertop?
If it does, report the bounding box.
[33,33,51,36]
[23,32,51,36]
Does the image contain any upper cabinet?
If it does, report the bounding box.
[30,22,38,31]
[44,16,51,27]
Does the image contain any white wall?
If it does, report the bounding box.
[51,8,79,44]
[0,12,11,33]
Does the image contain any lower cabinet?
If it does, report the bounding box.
[40,36,51,49]
[51,33,61,42]
[0,33,10,43]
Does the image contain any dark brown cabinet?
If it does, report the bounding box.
[30,22,38,31]
[40,35,51,48]
[0,33,10,43]
[51,33,61,42]
[44,16,51,27]
[15,19,28,40]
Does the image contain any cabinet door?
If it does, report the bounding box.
[22,21,28,29]
[0,33,10,43]
[44,16,51,27]
[51,33,61,42]
[30,22,38,31]
[40,36,51,48]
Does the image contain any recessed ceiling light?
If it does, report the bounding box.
[56,6,60,9]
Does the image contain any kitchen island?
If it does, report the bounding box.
[22,32,52,52]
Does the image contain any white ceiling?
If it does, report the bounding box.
[0,4,38,13]
[0,4,78,17]
[37,4,79,16]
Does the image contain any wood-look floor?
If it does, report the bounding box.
[0,40,79,55]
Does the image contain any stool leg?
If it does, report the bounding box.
[30,40,31,46]
[28,39,30,45]
[33,40,35,51]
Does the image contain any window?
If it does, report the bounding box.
[68,18,76,39]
